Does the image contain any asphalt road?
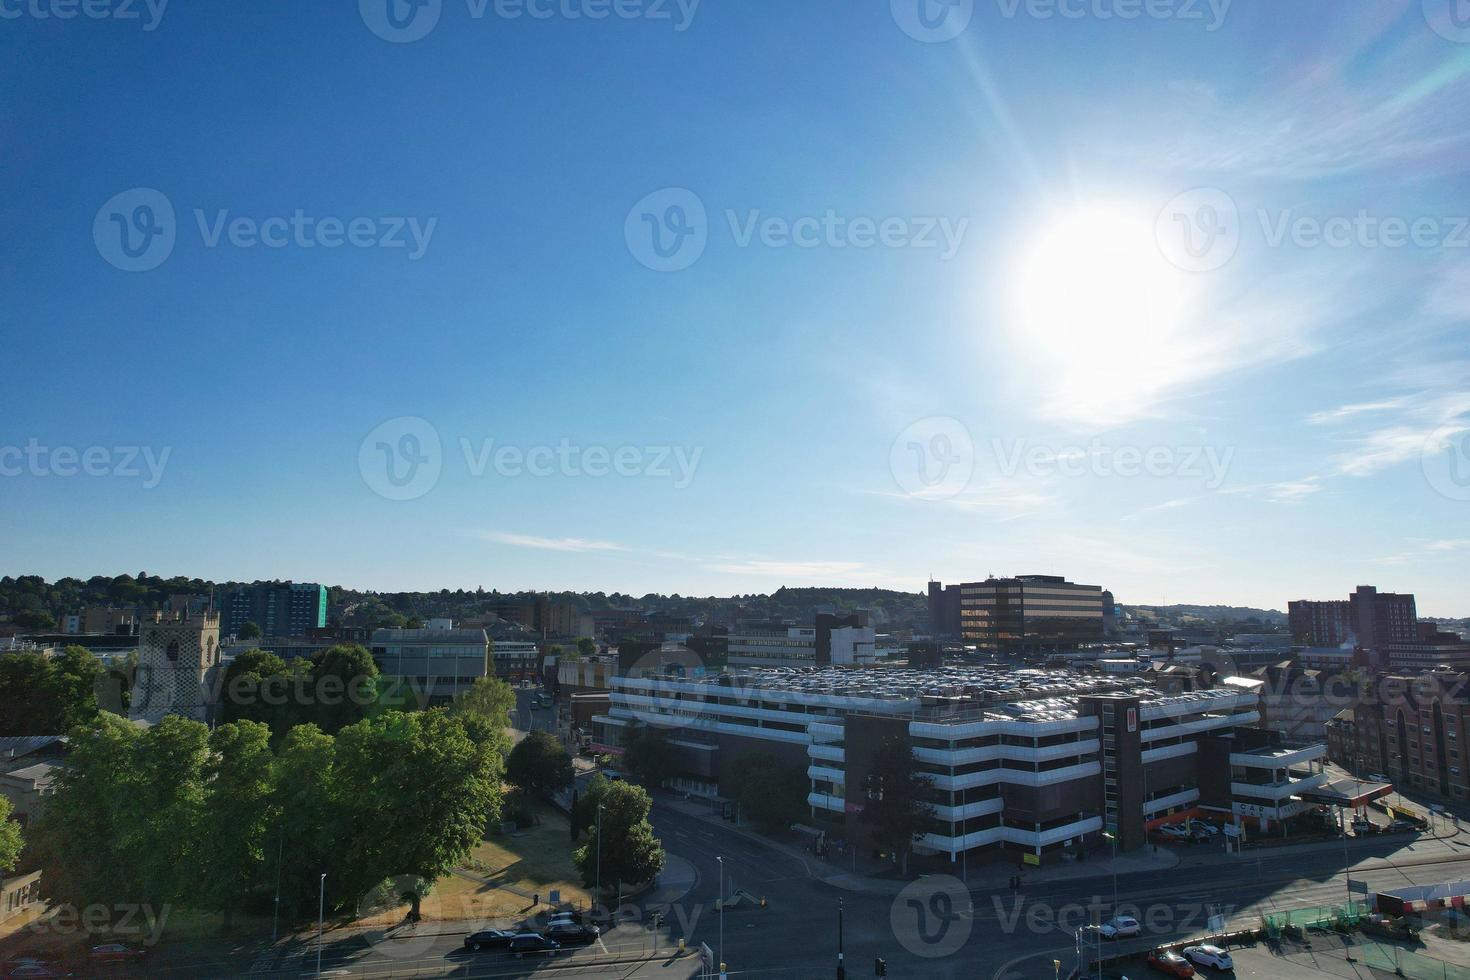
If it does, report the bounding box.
[52,818,1470,980]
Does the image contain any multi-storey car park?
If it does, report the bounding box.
[593,664,1328,866]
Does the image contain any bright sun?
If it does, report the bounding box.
[1011,205,1195,419]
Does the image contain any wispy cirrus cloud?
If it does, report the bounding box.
[1318,376,1470,477]
[1305,399,1410,425]
[474,531,628,553]
[473,529,883,585]
[1217,476,1325,504]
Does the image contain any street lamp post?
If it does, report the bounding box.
[717,855,725,976]
[271,827,283,942]
[316,873,326,979]
[837,896,845,980]
[596,802,604,900]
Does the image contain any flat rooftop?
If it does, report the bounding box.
[626,664,1250,723]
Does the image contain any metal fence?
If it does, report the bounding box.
[1359,942,1470,980]
[1263,901,1366,935]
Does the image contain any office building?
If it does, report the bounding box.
[1289,585,1417,652]
[727,618,876,668]
[221,581,327,638]
[370,627,491,703]
[595,664,1326,861]
[491,639,541,682]
[927,581,962,638]
[957,575,1106,654]
[1384,625,1470,672]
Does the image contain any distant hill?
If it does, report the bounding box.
[1122,603,1287,627]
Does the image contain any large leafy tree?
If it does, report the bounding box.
[194,721,275,930]
[724,752,809,833]
[310,644,380,734]
[446,678,517,746]
[620,720,678,788]
[0,647,102,736]
[331,710,504,917]
[29,713,142,911]
[573,781,663,896]
[507,731,574,800]
[861,734,935,876]
[0,796,22,873]
[238,621,263,640]
[271,724,339,921]
[218,650,292,732]
[121,716,211,906]
[571,773,612,840]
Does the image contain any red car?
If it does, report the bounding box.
[88,944,148,962]
[1146,949,1195,978]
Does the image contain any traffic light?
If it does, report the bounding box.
[874,956,887,976]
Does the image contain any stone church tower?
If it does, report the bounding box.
[129,611,222,724]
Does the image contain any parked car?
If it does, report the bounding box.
[509,933,561,958]
[545,922,600,946]
[1158,824,1191,841]
[1388,818,1424,833]
[1146,949,1195,977]
[1096,915,1141,940]
[88,944,148,962]
[463,929,517,952]
[1182,944,1234,970]
[3,961,70,979]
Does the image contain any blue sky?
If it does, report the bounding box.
[2,0,1469,614]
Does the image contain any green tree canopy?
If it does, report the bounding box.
[192,721,275,929]
[575,637,597,659]
[12,610,56,631]
[573,781,663,895]
[0,647,102,736]
[507,731,574,801]
[238,621,263,640]
[309,644,380,734]
[860,734,934,876]
[330,710,504,917]
[620,720,677,788]
[0,796,22,874]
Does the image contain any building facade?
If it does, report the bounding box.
[727,619,877,668]
[370,627,491,703]
[1353,671,1470,800]
[959,575,1106,654]
[595,665,1325,862]
[128,611,223,724]
[221,582,327,638]
[1290,586,1418,653]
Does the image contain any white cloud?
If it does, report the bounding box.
[1305,399,1409,425]
[1327,385,1470,477]
[474,531,627,553]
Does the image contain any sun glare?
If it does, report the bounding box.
[1010,204,1197,422]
